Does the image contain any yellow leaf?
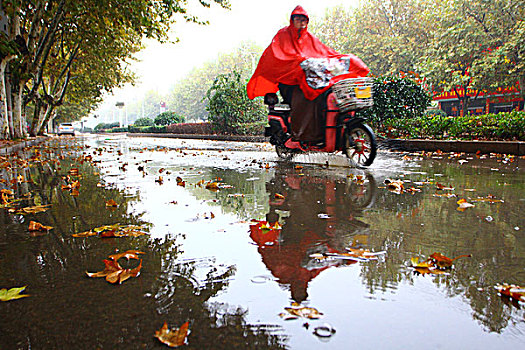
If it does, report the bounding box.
[154,321,189,347]
[0,286,30,301]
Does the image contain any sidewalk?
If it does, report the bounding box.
[0,136,49,155]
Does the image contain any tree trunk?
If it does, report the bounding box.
[40,104,55,134]
[11,83,28,138]
[0,57,14,139]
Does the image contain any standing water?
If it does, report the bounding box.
[1,134,523,349]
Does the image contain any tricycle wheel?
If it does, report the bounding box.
[344,123,377,167]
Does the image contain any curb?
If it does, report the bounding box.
[0,136,49,155]
[380,139,524,156]
[126,133,267,143]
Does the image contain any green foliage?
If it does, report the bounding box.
[133,117,154,127]
[205,70,266,135]
[154,111,185,126]
[379,111,525,141]
[94,122,119,131]
[127,125,166,133]
[358,76,432,124]
[167,41,263,122]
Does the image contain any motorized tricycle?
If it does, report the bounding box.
[264,77,377,167]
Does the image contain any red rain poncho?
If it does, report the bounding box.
[247,5,370,100]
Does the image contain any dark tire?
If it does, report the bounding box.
[344,123,377,167]
[275,145,295,161]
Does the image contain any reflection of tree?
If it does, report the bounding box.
[187,168,273,220]
[0,139,287,349]
[359,157,525,333]
[255,165,377,303]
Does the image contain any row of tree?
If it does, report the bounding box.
[148,0,523,124]
[309,0,524,116]
[0,0,229,140]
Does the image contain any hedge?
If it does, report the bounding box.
[376,110,524,141]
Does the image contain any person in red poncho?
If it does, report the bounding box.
[247,5,370,142]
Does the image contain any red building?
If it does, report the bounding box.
[434,86,523,116]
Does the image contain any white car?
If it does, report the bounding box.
[57,123,75,136]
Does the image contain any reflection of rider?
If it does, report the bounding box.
[251,169,375,303]
[247,6,369,143]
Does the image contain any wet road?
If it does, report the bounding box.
[1,134,524,349]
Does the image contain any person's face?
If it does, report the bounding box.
[293,16,308,30]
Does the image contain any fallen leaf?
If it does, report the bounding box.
[154,321,189,348]
[205,181,219,190]
[86,259,142,284]
[73,224,148,238]
[28,221,53,232]
[429,252,471,269]
[283,306,323,319]
[457,198,475,211]
[495,284,525,303]
[10,204,52,214]
[384,179,404,194]
[108,250,145,261]
[105,199,118,207]
[275,193,285,199]
[0,286,30,301]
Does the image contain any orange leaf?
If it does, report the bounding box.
[275,193,285,199]
[105,199,118,207]
[108,250,145,261]
[86,259,122,278]
[154,321,189,347]
[429,252,471,268]
[28,221,53,232]
[495,284,525,302]
[205,181,219,190]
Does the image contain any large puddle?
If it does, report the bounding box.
[1,134,524,349]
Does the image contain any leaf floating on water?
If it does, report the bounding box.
[384,179,404,194]
[105,199,118,207]
[457,198,475,211]
[409,252,471,274]
[108,250,145,261]
[282,305,323,319]
[9,204,52,214]
[154,321,189,348]
[28,221,53,232]
[205,181,219,190]
[436,183,454,191]
[0,286,30,301]
[176,176,185,187]
[73,224,148,238]
[86,259,142,284]
[494,284,525,303]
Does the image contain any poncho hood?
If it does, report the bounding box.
[247,6,369,100]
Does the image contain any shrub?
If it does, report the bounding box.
[166,122,213,134]
[127,125,166,133]
[379,111,524,140]
[205,70,266,134]
[358,76,432,126]
[154,111,185,126]
[134,117,154,127]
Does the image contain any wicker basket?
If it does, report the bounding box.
[332,77,374,112]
